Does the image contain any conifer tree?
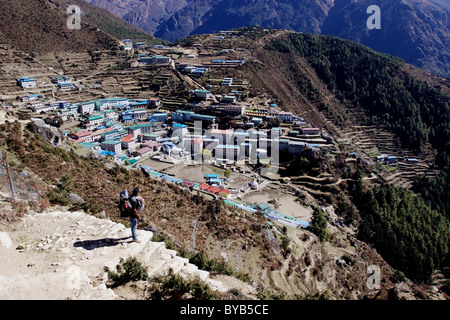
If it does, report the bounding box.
[311,207,328,242]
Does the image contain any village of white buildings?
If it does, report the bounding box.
[3,30,406,230]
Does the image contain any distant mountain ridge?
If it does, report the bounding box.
[83,0,450,77]
[320,0,450,79]
[155,0,335,40]
[85,0,191,35]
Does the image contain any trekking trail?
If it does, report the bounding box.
[0,207,255,299]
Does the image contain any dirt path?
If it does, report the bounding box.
[0,203,256,300]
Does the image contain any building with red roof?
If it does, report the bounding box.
[71,131,93,142]
[218,189,231,198]
[207,186,221,194]
[198,183,210,191]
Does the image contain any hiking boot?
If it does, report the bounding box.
[131,238,141,243]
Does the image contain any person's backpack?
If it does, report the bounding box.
[119,190,133,218]
[131,195,145,212]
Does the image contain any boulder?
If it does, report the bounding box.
[31,118,65,145]
[69,193,85,204]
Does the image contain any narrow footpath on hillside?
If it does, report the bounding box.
[0,204,256,300]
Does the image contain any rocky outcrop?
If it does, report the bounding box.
[31,118,66,146]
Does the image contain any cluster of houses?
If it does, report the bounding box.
[169,104,330,161]
[137,55,172,67]
[27,96,159,124]
[375,154,419,164]
[175,61,245,76]
[376,154,398,164]
[66,97,167,156]
[179,127,310,164]
[120,39,150,51]
[20,35,328,166]
[64,95,327,166]
[140,167,235,199]
[211,59,246,65]
[120,39,173,67]
[18,75,76,92]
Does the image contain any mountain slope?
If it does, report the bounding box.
[88,0,449,77]
[0,0,117,53]
[321,0,450,80]
[1,21,449,297]
[258,31,450,160]
[154,0,335,41]
[51,0,164,43]
[0,117,393,300]
[85,0,190,35]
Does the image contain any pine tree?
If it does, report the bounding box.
[310,207,328,242]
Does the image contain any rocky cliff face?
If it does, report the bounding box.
[85,0,190,34]
[31,118,66,146]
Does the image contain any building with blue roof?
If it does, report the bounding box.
[171,110,194,123]
[152,113,167,122]
[18,77,37,88]
[99,150,116,157]
[386,155,397,164]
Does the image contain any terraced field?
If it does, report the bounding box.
[335,123,436,190]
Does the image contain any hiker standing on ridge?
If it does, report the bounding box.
[129,187,145,243]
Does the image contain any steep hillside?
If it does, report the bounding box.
[87,0,450,77]
[155,0,334,41]
[321,0,450,79]
[0,0,117,53]
[1,15,449,298]
[1,111,440,300]
[50,0,164,44]
[171,29,450,285]
[85,0,190,35]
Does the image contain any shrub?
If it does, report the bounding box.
[149,268,219,300]
[104,257,148,288]
[188,251,233,276]
[280,236,291,258]
[80,199,103,215]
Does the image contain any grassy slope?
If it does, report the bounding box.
[0,0,117,53]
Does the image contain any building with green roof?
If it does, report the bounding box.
[101,139,122,154]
